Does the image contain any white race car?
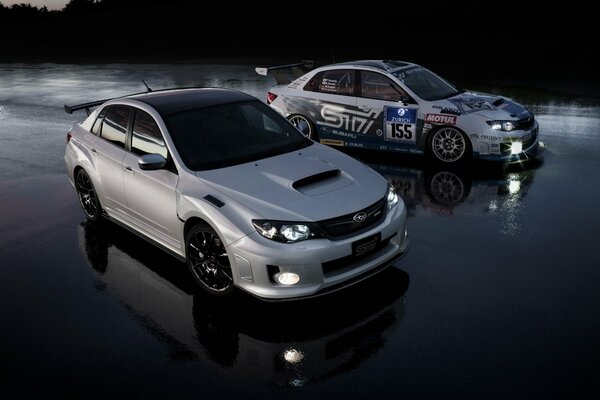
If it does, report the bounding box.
[257,60,540,163]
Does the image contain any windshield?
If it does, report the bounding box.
[392,67,459,101]
[165,100,312,171]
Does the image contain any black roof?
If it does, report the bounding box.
[335,60,412,71]
[132,88,254,116]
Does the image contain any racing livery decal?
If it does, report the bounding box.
[263,60,540,162]
[384,107,418,144]
[432,105,462,115]
[425,114,457,125]
[320,104,381,134]
[449,96,495,114]
[320,139,345,146]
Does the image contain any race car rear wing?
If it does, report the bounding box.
[255,60,314,85]
[64,81,154,115]
[64,99,113,115]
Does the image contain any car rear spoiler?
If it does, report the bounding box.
[255,60,314,85]
[64,99,113,115]
[64,81,154,115]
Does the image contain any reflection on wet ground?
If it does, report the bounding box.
[1,63,599,398]
[80,218,408,387]
[366,157,542,237]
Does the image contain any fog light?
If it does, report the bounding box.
[275,272,300,285]
[510,141,523,155]
[283,348,304,363]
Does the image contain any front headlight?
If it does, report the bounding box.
[487,120,516,132]
[387,184,399,210]
[252,220,323,243]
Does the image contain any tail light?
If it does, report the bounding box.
[66,131,72,142]
[266,92,278,104]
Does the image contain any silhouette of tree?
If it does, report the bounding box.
[3,3,49,20]
[64,0,99,14]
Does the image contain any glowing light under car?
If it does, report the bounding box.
[510,141,523,155]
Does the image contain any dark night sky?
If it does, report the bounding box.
[0,0,597,72]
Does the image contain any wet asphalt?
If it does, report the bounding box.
[0,64,599,399]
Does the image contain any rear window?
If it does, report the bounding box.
[91,108,107,135]
[316,70,354,96]
[101,106,130,148]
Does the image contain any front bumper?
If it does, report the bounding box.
[227,202,409,300]
[473,121,540,161]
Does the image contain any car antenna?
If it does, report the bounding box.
[141,80,153,93]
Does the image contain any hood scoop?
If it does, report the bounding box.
[293,169,340,190]
[292,169,353,196]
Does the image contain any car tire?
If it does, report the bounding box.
[428,127,471,164]
[75,169,102,221]
[288,114,318,141]
[186,224,234,296]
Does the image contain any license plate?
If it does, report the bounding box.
[352,233,381,257]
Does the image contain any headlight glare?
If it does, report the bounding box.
[254,221,278,239]
[387,185,399,210]
[487,120,517,132]
[280,224,310,241]
[253,220,320,243]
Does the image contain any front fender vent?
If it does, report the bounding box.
[204,195,225,208]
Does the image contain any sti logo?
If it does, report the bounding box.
[321,104,381,134]
[425,114,457,125]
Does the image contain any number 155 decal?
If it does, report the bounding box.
[384,106,418,144]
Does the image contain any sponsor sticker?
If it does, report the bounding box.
[384,107,418,144]
[425,114,457,125]
[432,105,462,115]
[320,139,344,146]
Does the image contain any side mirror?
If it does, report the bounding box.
[399,95,410,104]
[138,154,167,171]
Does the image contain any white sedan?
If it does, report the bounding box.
[64,88,409,299]
[258,60,540,163]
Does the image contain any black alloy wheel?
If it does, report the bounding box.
[75,169,101,221]
[186,224,233,296]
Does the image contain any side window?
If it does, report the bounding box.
[101,106,129,148]
[360,71,403,101]
[317,70,354,96]
[91,108,107,135]
[131,110,168,159]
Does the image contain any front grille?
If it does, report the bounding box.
[514,115,535,131]
[317,197,386,239]
[322,235,393,276]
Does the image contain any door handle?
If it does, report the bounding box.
[124,166,135,174]
[91,148,97,154]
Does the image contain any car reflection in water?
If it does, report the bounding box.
[367,157,541,236]
[78,220,409,387]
